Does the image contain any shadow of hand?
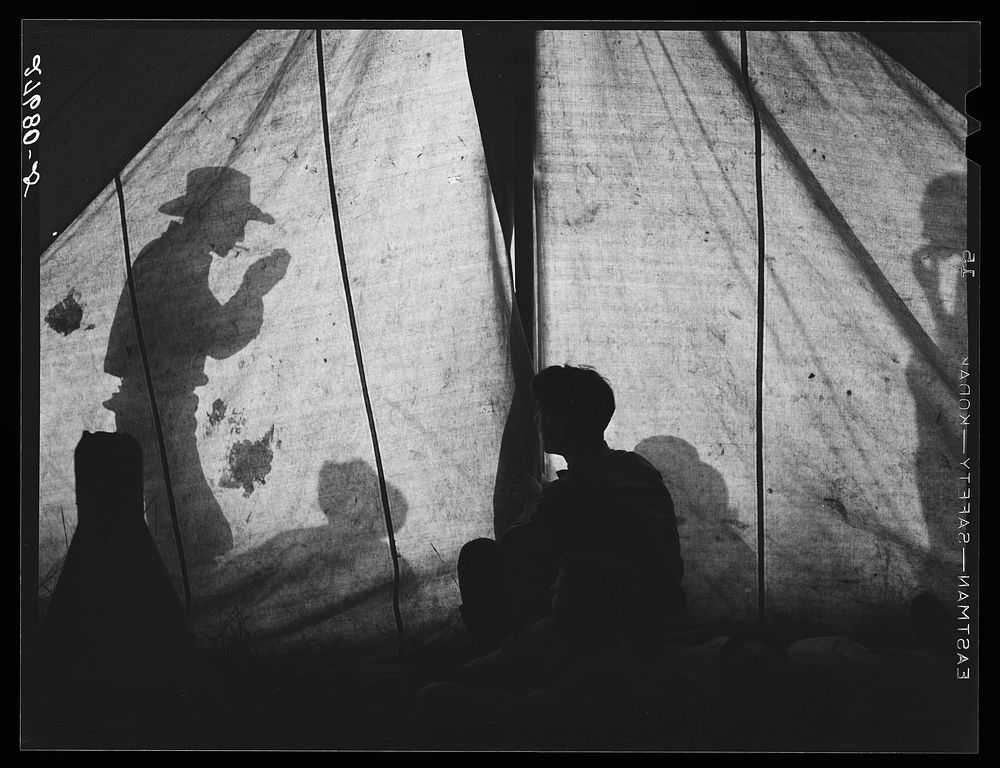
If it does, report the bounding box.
[243,248,291,295]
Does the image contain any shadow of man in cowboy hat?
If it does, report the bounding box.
[104,167,290,565]
[906,172,968,599]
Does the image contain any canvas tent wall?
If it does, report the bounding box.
[30,25,977,656]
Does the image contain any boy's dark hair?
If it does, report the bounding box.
[531,365,615,437]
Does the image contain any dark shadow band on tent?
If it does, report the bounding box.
[462,26,537,364]
[705,30,955,392]
[463,26,543,523]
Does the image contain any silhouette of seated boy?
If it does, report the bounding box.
[410,551,642,748]
[460,365,685,655]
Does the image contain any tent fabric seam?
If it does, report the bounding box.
[740,31,769,627]
[315,30,405,654]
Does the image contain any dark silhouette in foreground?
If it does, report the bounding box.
[459,365,685,657]
[103,167,289,564]
[30,432,224,747]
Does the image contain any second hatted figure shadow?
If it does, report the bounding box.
[192,458,409,648]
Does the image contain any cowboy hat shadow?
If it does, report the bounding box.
[103,167,286,568]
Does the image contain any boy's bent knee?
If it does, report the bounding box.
[458,538,501,576]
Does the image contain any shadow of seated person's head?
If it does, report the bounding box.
[317,459,407,551]
[634,435,756,616]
